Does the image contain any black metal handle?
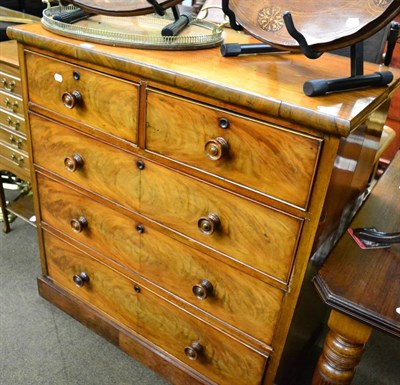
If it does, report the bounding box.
[220,43,279,57]
[162,13,192,37]
[53,9,93,24]
[303,71,394,97]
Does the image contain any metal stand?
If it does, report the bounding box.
[220,2,395,97]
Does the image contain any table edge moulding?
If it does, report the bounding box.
[6,21,400,385]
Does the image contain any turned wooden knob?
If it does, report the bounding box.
[64,154,84,172]
[73,272,89,287]
[197,213,220,235]
[62,90,82,109]
[184,341,203,361]
[204,137,229,160]
[70,216,88,233]
[192,279,213,300]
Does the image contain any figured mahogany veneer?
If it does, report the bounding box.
[7,22,400,385]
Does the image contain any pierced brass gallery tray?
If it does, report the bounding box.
[41,5,223,50]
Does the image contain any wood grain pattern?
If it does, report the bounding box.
[37,173,284,346]
[30,113,141,211]
[8,24,400,137]
[146,89,322,209]
[26,51,139,143]
[44,231,268,385]
[311,311,373,385]
[140,159,303,283]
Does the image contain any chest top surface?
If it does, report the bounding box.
[7,23,400,137]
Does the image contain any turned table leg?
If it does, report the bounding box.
[0,179,10,233]
[312,310,373,385]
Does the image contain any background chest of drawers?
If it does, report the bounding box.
[0,39,34,232]
[8,23,400,385]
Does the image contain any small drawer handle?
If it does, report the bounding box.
[9,135,23,149]
[10,153,24,167]
[73,272,90,287]
[5,116,20,130]
[1,78,16,92]
[70,216,88,233]
[64,154,84,172]
[192,279,213,300]
[62,90,82,109]
[198,213,220,235]
[3,97,19,112]
[184,341,204,361]
[204,137,229,161]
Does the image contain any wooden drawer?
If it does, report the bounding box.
[25,51,139,143]
[146,90,322,209]
[140,161,303,283]
[0,143,30,178]
[1,90,23,117]
[0,126,27,152]
[44,231,268,385]
[31,114,302,283]
[0,71,22,96]
[37,173,284,346]
[0,109,26,134]
[30,114,141,211]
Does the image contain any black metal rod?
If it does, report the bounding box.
[220,43,280,57]
[303,71,393,97]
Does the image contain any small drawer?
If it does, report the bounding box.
[0,127,27,152]
[141,160,303,283]
[38,174,284,345]
[0,144,30,176]
[0,109,26,134]
[44,232,268,385]
[146,90,322,209]
[30,114,141,212]
[1,90,23,117]
[25,51,139,143]
[0,71,22,95]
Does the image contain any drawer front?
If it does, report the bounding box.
[38,174,284,345]
[1,91,23,117]
[30,114,141,211]
[26,52,139,143]
[0,71,22,95]
[31,116,301,283]
[0,109,26,134]
[44,232,267,385]
[141,161,303,283]
[0,127,27,152]
[0,144,30,178]
[146,90,322,209]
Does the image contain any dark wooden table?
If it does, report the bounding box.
[312,151,400,385]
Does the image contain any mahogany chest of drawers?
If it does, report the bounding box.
[8,23,400,385]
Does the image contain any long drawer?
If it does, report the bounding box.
[32,114,303,283]
[38,173,284,345]
[44,231,268,385]
[146,90,322,209]
[25,51,139,143]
